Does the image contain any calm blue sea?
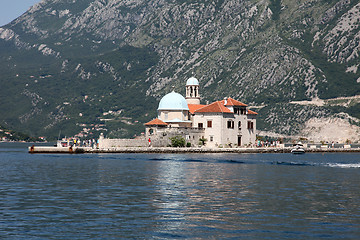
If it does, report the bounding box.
[0,142,359,239]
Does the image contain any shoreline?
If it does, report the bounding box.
[28,146,360,154]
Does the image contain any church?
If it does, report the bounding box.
[145,77,257,148]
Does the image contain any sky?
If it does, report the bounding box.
[0,0,41,26]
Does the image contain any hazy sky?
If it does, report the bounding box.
[0,0,41,26]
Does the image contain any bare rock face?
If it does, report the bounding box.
[300,116,360,143]
[0,0,359,141]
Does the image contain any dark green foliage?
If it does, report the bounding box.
[347,103,360,119]
[269,0,281,20]
[199,137,207,146]
[170,136,186,147]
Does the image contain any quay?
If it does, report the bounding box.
[28,146,360,154]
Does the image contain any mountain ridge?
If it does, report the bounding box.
[0,0,359,142]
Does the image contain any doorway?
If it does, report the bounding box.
[237,136,241,146]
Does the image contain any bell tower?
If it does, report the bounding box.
[185,77,200,105]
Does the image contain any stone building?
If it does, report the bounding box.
[145,77,257,147]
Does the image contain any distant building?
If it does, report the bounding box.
[145,77,257,147]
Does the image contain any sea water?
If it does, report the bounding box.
[0,142,359,239]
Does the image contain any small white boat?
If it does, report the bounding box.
[291,142,305,154]
[56,139,74,147]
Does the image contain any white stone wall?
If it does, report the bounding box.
[98,138,147,148]
[192,113,221,148]
[192,112,256,147]
[145,126,205,147]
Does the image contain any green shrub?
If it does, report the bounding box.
[199,137,207,146]
[170,136,186,147]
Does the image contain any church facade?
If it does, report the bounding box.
[145,77,257,148]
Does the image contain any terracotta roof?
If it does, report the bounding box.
[188,104,206,114]
[144,118,168,126]
[247,109,258,115]
[222,97,248,107]
[194,101,233,113]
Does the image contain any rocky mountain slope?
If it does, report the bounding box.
[0,0,359,142]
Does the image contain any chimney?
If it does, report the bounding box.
[224,97,228,105]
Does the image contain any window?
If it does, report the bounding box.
[248,121,254,129]
[198,123,203,128]
[227,120,234,129]
[210,136,214,142]
[207,120,212,128]
[238,121,241,130]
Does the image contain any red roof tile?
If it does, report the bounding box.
[194,101,233,113]
[247,109,258,115]
[188,104,206,114]
[145,118,168,126]
[222,97,248,107]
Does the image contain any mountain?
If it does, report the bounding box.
[0,0,359,142]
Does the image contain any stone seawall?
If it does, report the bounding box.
[29,146,360,154]
[89,147,360,154]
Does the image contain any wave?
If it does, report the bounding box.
[148,158,172,161]
[273,161,314,166]
[325,163,360,168]
[181,159,206,162]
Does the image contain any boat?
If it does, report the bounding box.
[291,142,305,154]
[55,139,74,147]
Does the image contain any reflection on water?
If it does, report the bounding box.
[0,143,359,239]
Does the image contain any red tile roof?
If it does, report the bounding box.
[188,104,206,114]
[145,118,168,126]
[194,101,233,113]
[221,97,248,107]
[247,109,258,115]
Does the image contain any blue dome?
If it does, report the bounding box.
[158,91,189,110]
[186,77,199,86]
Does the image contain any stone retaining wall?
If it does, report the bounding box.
[98,138,147,148]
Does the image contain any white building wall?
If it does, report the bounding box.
[205,114,224,148]
[245,115,257,145]
[192,112,256,147]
